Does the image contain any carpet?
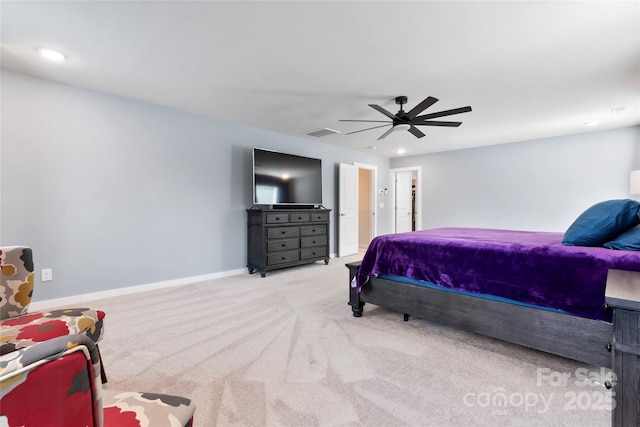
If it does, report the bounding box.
[86,255,611,426]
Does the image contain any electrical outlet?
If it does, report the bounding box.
[41,268,53,282]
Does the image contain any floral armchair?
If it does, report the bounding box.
[0,334,196,426]
[1,246,107,381]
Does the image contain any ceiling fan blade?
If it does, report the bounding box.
[408,126,426,138]
[415,106,472,121]
[413,120,462,127]
[345,124,392,135]
[368,104,398,120]
[377,126,396,140]
[406,96,439,119]
[339,119,393,123]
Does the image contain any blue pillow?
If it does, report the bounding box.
[562,199,640,247]
[604,225,640,250]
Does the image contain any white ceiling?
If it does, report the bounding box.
[1,1,639,158]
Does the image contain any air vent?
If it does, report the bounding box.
[304,128,341,138]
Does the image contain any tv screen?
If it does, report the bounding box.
[253,148,323,205]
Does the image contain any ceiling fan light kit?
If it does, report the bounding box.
[394,123,411,132]
[340,95,472,141]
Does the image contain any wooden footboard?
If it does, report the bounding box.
[347,262,640,426]
[347,261,612,366]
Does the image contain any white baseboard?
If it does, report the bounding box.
[29,268,247,311]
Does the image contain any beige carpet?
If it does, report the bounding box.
[81,255,611,426]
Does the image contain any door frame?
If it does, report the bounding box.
[390,166,422,233]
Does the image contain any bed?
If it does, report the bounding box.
[346,227,640,425]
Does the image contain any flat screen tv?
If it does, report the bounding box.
[252,148,323,206]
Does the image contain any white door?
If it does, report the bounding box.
[338,163,358,256]
[395,171,413,233]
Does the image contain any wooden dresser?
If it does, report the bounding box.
[246,207,331,277]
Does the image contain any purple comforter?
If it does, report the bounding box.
[357,228,640,322]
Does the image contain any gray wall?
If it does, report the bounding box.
[391,126,640,232]
[1,70,390,301]
[4,69,637,302]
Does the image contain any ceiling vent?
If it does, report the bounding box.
[304,128,341,138]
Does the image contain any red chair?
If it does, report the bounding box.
[0,334,195,426]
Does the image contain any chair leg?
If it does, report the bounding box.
[96,344,107,384]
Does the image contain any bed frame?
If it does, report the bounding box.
[346,262,639,426]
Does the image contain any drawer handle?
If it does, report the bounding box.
[312,240,316,244]
[312,229,316,232]
[281,231,286,234]
[281,244,286,247]
[282,256,286,260]
[297,217,302,220]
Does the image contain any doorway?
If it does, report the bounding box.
[358,168,374,252]
[337,162,378,257]
[390,166,422,233]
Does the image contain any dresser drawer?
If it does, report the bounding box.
[266,213,289,224]
[300,224,326,236]
[267,227,300,239]
[311,212,329,222]
[301,247,327,260]
[301,235,327,248]
[267,238,300,252]
[267,250,300,266]
[290,213,311,223]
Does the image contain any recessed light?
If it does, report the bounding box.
[38,47,66,62]
[584,121,600,127]
[397,148,406,155]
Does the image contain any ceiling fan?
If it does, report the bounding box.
[340,96,472,140]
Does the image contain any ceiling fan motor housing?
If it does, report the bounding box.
[393,96,409,124]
